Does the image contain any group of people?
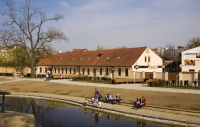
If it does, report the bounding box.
[105,93,122,104]
[13,71,24,79]
[83,89,146,110]
[133,96,146,109]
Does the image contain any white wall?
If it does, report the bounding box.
[133,47,163,72]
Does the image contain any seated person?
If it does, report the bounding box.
[105,94,110,103]
[83,98,89,106]
[140,97,146,107]
[98,92,103,102]
[133,97,141,109]
[91,97,95,104]
[115,94,122,103]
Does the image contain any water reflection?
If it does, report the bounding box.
[0,97,173,127]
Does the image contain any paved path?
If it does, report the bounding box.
[1,76,200,94]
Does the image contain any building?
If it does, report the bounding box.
[181,46,200,72]
[36,47,163,79]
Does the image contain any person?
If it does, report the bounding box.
[21,71,24,79]
[60,73,62,79]
[97,91,102,101]
[13,72,16,79]
[105,94,110,103]
[46,73,49,81]
[97,101,102,107]
[83,98,88,106]
[115,93,122,103]
[140,97,146,107]
[133,97,141,109]
[91,97,95,104]
[48,72,51,81]
[94,89,99,102]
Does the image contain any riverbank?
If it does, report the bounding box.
[7,92,200,127]
[0,76,200,126]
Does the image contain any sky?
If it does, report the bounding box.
[0,0,200,52]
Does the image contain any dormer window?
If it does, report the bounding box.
[80,57,82,60]
[107,56,110,59]
[88,57,90,60]
[118,56,121,59]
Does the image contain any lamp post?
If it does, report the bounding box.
[134,65,139,84]
[43,63,44,79]
[73,61,75,76]
[171,60,173,84]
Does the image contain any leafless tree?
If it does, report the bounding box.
[96,44,107,50]
[0,0,68,77]
[164,44,177,60]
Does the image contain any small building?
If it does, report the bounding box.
[181,46,200,72]
[36,47,163,80]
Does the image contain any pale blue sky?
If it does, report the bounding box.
[0,0,200,52]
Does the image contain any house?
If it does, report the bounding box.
[36,47,163,80]
[181,46,200,72]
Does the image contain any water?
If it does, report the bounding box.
[1,97,174,127]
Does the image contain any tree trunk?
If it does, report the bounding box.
[30,53,36,78]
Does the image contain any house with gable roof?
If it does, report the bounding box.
[36,47,163,80]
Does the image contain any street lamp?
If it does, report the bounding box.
[170,60,173,84]
[134,65,139,84]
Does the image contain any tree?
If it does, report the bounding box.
[164,44,177,60]
[185,37,200,49]
[0,0,68,78]
[113,46,127,49]
[96,44,107,50]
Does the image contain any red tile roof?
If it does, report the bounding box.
[36,47,147,67]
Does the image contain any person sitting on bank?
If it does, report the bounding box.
[140,97,146,107]
[105,94,110,103]
[83,98,89,106]
[115,94,122,103]
[133,97,141,109]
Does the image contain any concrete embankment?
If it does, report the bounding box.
[5,92,200,127]
[0,111,41,127]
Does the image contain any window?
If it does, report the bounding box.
[82,68,85,75]
[87,68,90,75]
[125,68,128,76]
[69,68,71,74]
[58,68,60,74]
[54,68,56,73]
[61,68,63,74]
[100,68,102,75]
[45,68,47,73]
[40,67,42,73]
[145,56,150,63]
[106,68,108,75]
[148,56,150,62]
[118,68,121,76]
[65,68,67,74]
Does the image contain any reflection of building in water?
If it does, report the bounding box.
[137,120,146,127]
[107,114,110,119]
[115,115,120,122]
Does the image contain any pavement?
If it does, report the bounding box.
[1,76,200,95]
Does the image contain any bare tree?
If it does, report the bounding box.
[0,0,68,77]
[164,44,177,60]
[96,44,107,50]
